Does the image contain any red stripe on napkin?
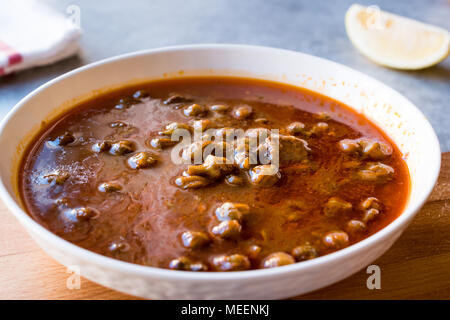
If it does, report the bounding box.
[0,40,23,66]
[8,52,22,65]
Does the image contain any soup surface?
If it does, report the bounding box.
[20,77,410,271]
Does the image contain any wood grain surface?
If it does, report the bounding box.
[1,153,449,300]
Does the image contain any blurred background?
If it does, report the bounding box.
[1,0,449,149]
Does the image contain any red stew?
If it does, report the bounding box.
[19,77,410,271]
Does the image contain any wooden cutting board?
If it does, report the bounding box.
[1,153,449,300]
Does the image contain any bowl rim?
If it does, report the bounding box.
[0,43,441,281]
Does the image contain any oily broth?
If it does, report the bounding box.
[19,77,410,270]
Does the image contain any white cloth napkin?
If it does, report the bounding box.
[0,0,82,76]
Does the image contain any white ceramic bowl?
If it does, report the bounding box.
[0,44,440,299]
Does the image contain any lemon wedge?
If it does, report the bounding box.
[345,4,450,70]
